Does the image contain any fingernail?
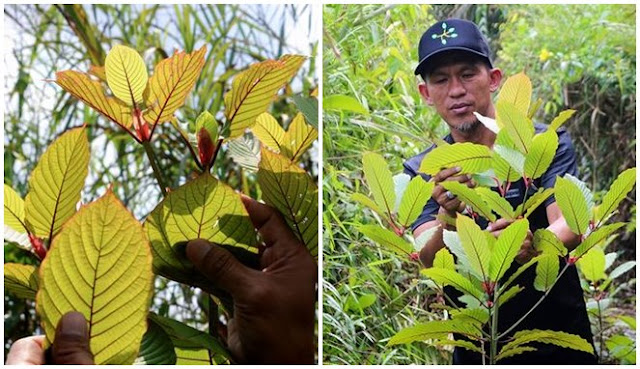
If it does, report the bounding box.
[455,166,461,172]
[186,239,213,263]
[486,225,493,231]
[60,312,88,338]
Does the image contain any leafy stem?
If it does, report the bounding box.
[489,282,500,364]
[142,141,168,197]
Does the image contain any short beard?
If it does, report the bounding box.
[454,119,481,134]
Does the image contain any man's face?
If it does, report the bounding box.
[419,57,501,133]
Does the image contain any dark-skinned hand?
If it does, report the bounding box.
[487,218,537,264]
[431,166,476,215]
[186,196,317,364]
[6,311,94,365]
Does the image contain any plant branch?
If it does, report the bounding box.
[142,141,168,197]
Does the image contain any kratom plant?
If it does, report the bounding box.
[352,73,636,364]
[4,44,318,364]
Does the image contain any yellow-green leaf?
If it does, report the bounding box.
[534,253,559,292]
[475,187,514,220]
[496,346,537,361]
[433,247,455,271]
[555,176,590,236]
[388,319,482,346]
[252,112,285,152]
[362,152,395,217]
[492,130,522,182]
[489,219,529,282]
[577,247,606,282]
[56,70,133,129]
[227,135,261,172]
[548,109,576,131]
[533,228,568,257]
[134,319,177,365]
[497,285,523,306]
[398,176,434,228]
[497,72,532,116]
[595,167,636,226]
[258,149,318,257]
[572,222,625,259]
[524,130,559,180]
[25,127,90,239]
[144,46,206,125]
[4,184,28,233]
[351,193,386,220]
[225,55,306,139]
[441,182,496,222]
[421,267,484,300]
[89,65,106,82]
[5,263,38,300]
[523,187,554,218]
[419,142,492,175]
[281,112,318,162]
[36,191,153,364]
[500,329,594,356]
[194,111,219,143]
[105,44,148,106]
[323,94,368,115]
[359,224,412,256]
[145,173,258,287]
[456,214,490,280]
[496,100,534,154]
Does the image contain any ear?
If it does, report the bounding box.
[418,82,434,106]
[488,68,503,93]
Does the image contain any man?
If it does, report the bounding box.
[403,19,596,364]
[6,197,316,365]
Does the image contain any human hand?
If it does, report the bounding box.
[487,218,536,264]
[6,311,94,365]
[431,166,475,216]
[185,196,316,364]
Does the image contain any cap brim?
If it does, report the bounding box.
[414,47,492,76]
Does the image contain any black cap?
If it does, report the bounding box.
[414,19,492,76]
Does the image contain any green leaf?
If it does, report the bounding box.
[496,100,534,154]
[359,224,412,256]
[323,94,367,115]
[554,176,590,236]
[37,191,153,364]
[500,329,594,357]
[134,319,177,365]
[475,187,514,220]
[145,173,258,288]
[533,228,568,257]
[357,293,377,310]
[433,247,455,270]
[252,112,285,152]
[292,94,318,129]
[565,174,594,217]
[195,111,219,143]
[497,285,523,306]
[225,55,306,139]
[419,142,492,175]
[144,46,206,126]
[398,176,433,228]
[441,181,496,222]
[442,229,481,280]
[4,263,38,300]
[496,346,537,361]
[595,167,636,226]
[608,260,636,280]
[524,130,559,180]
[388,319,482,345]
[494,144,525,174]
[548,109,576,131]
[393,173,411,213]
[362,152,395,217]
[258,149,318,257]
[489,219,529,282]
[500,255,542,292]
[4,184,27,233]
[351,193,386,220]
[618,316,636,330]
[431,339,483,353]
[534,253,559,292]
[149,313,230,361]
[456,214,491,279]
[606,334,636,363]
[281,112,318,162]
[227,135,261,172]
[450,308,490,326]
[421,267,484,300]
[572,222,625,258]
[25,127,90,239]
[523,187,554,218]
[497,72,532,116]
[577,247,606,282]
[105,44,148,106]
[492,132,522,183]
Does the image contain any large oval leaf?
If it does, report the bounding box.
[144,46,206,126]
[496,100,534,154]
[595,167,636,226]
[252,112,285,152]
[281,112,318,162]
[5,263,39,300]
[534,253,559,292]
[36,191,153,364]
[419,142,492,175]
[25,127,90,239]
[456,214,491,280]
[475,187,514,220]
[358,224,412,256]
[145,173,258,286]
[258,149,318,257]
[362,152,395,218]
[421,267,485,300]
[105,44,148,106]
[524,130,559,180]
[576,247,606,282]
[489,219,529,282]
[554,176,590,236]
[4,184,27,233]
[388,319,482,346]
[398,176,434,228]
[224,55,306,139]
[497,72,532,116]
[441,181,496,222]
[134,319,177,365]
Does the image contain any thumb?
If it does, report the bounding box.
[52,311,94,364]
[186,239,255,295]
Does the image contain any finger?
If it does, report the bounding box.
[186,239,256,295]
[5,335,46,365]
[240,195,300,250]
[432,166,461,182]
[52,312,94,365]
[487,218,513,232]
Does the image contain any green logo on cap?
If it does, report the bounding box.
[431,22,458,45]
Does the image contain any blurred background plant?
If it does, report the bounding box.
[4,4,318,360]
[323,4,635,364]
